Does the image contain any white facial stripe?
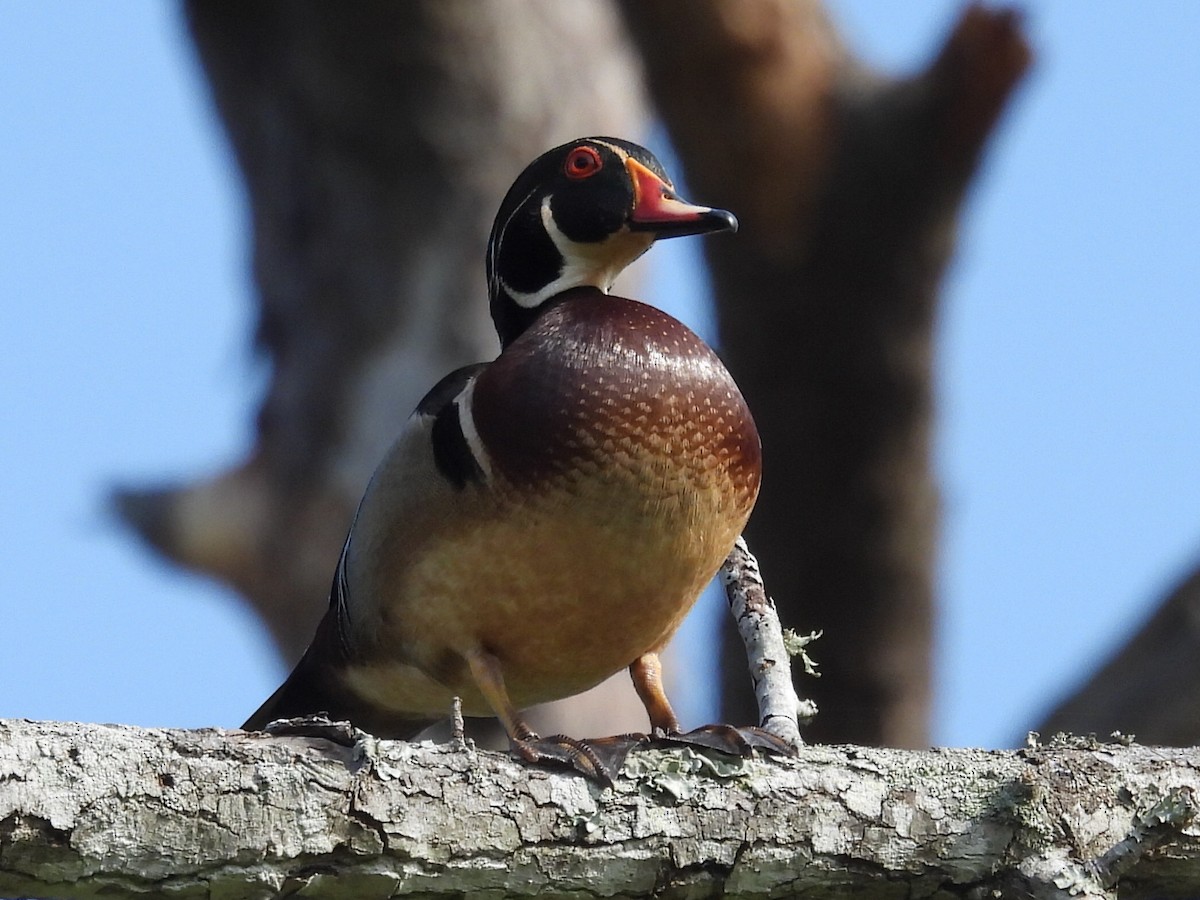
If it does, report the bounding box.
[590,139,629,161]
[455,378,494,483]
[489,182,542,300]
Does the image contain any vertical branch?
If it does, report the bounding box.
[720,535,808,748]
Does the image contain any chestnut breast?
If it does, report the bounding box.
[472,285,761,514]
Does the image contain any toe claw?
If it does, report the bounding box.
[512,732,650,786]
[579,732,651,776]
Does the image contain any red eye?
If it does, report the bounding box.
[564,145,602,180]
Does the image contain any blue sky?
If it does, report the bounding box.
[2,2,1197,748]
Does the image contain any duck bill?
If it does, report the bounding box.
[626,157,738,238]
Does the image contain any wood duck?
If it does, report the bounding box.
[245,137,783,778]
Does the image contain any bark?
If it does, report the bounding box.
[619,2,1031,747]
[1037,563,1200,746]
[3,721,1200,899]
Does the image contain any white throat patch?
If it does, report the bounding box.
[501,196,653,310]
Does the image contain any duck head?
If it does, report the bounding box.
[486,137,738,347]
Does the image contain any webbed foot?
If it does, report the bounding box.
[657,723,797,758]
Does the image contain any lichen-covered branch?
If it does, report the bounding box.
[3,721,1199,899]
[720,535,808,748]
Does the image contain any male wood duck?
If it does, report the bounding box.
[244,137,786,779]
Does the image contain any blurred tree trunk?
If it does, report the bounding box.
[116,0,1035,748]
[1037,561,1200,745]
[115,0,652,737]
[620,1,1030,746]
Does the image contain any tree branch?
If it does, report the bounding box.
[4,721,1199,899]
[721,535,809,748]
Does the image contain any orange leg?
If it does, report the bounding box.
[465,645,632,784]
[464,646,538,741]
[629,651,681,735]
[630,651,796,760]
